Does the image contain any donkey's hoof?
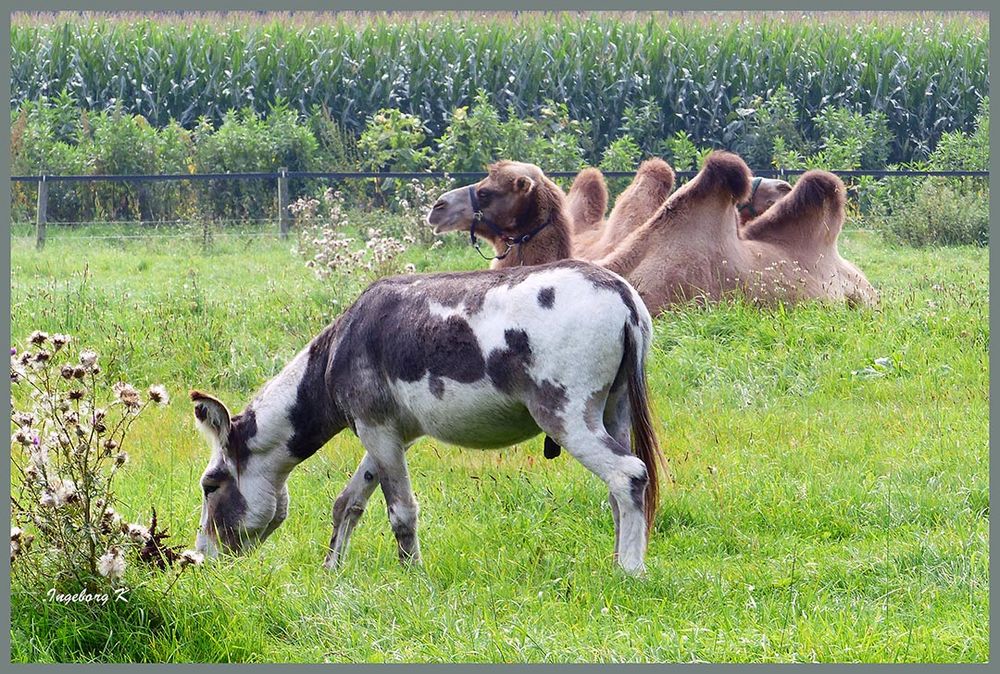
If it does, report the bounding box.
[618,558,647,577]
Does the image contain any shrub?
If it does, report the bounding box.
[877,97,988,245]
[600,135,643,197]
[10,94,90,222]
[664,130,711,171]
[620,98,665,157]
[812,107,893,170]
[736,85,808,169]
[434,90,505,174]
[193,104,318,220]
[358,108,432,206]
[9,332,201,594]
[881,179,988,247]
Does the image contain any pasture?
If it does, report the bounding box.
[8,221,988,663]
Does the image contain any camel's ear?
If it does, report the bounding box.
[190,390,231,448]
[777,182,792,194]
[513,175,536,194]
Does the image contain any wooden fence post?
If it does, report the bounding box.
[35,176,48,251]
[277,167,290,239]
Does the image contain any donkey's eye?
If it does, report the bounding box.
[203,484,219,496]
[476,189,491,202]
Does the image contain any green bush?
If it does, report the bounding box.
[881,179,988,247]
[600,135,643,197]
[193,104,317,220]
[736,85,808,169]
[434,90,505,174]
[878,97,988,246]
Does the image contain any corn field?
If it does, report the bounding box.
[10,11,990,164]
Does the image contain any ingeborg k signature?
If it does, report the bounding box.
[46,587,129,605]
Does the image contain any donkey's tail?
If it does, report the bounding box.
[623,325,666,534]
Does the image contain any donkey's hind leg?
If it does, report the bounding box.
[603,385,632,561]
[356,423,422,566]
[324,452,381,569]
[529,400,648,575]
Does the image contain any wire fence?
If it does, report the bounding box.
[10,168,990,250]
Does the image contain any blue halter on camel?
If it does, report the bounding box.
[467,185,553,262]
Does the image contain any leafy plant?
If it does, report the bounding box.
[9,332,202,593]
[600,135,643,197]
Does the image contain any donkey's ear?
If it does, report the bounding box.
[513,175,536,194]
[190,390,231,446]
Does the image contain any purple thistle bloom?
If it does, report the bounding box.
[10,347,15,356]
[32,435,40,446]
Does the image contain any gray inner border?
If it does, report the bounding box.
[1,1,994,671]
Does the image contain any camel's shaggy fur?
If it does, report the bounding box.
[566,167,608,236]
[575,159,676,259]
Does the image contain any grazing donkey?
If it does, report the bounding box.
[191,259,664,574]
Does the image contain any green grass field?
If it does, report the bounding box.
[9,224,988,663]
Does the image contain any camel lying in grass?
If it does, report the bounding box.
[596,152,877,310]
[427,155,876,313]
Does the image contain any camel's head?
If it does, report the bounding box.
[738,177,792,225]
[426,161,557,238]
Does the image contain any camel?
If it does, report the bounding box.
[738,177,792,225]
[572,158,676,259]
[596,151,877,311]
[427,154,876,313]
[426,160,574,269]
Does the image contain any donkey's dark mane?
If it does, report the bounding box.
[285,322,348,461]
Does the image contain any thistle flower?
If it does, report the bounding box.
[147,384,169,406]
[68,388,86,401]
[125,523,150,542]
[114,451,129,468]
[100,507,121,534]
[97,546,126,580]
[72,366,86,380]
[179,549,205,568]
[28,331,48,346]
[51,334,70,350]
[112,382,141,410]
[52,478,77,506]
[60,364,75,379]
[79,350,98,370]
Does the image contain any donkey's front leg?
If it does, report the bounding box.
[357,423,422,566]
[324,452,381,570]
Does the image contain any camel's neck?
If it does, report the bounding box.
[491,216,573,269]
[243,325,347,467]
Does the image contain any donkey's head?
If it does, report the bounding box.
[426,160,560,238]
[190,390,291,557]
